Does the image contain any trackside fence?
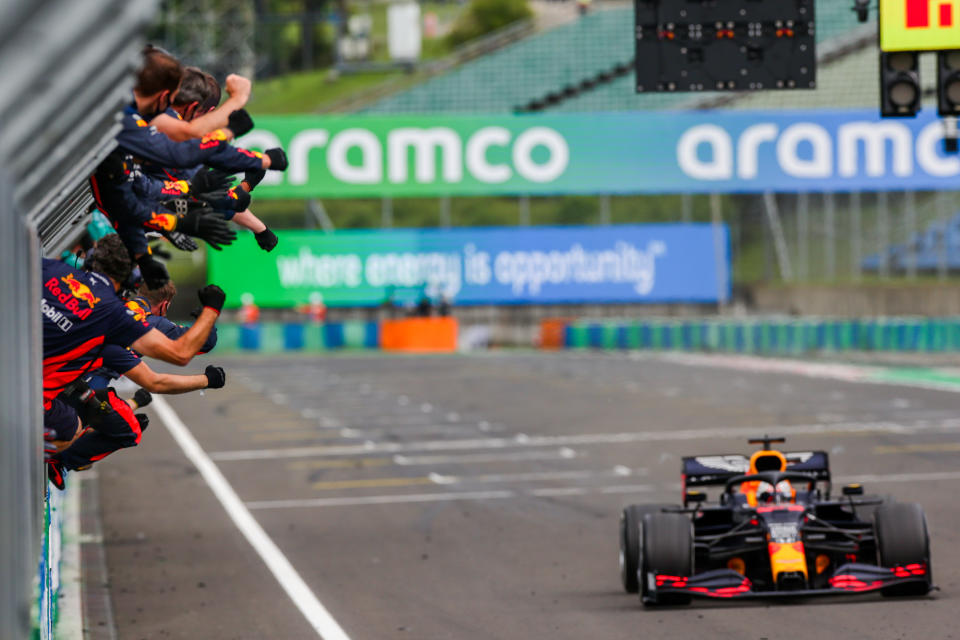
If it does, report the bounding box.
[554,316,960,353]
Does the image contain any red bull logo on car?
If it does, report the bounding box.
[881,0,960,51]
[45,275,100,320]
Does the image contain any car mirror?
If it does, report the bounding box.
[685,490,707,506]
[842,483,864,496]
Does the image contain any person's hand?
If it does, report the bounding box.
[189,168,235,197]
[204,365,226,389]
[242,169,266,192]
[225,74,251,102]
[133,388,153,409]
[197,285,226,314]
[226,109,254,137]
[177,208,238,251]
[255,227,278,252]
[264,147,288,171]
[197,185,251,212]
[163,230,199,252]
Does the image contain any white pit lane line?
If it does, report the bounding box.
[152,396,351,640]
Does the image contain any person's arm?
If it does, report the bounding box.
[123,361,209,394]
[151,75,252,142]
[128,286,225,366]
[116,111,272,173]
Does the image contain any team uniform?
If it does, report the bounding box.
[89,104,264,254]
[42,259,151,471]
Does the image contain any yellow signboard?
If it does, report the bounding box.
[880,0,960,51]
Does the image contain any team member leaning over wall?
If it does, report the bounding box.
[148,66,278,252]
[90,46,289,286]
[42,235,228,489]
[83,279,224,398]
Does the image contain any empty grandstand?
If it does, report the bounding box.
[364,0,869,114]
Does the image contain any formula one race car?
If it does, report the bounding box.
[619,436,933,605]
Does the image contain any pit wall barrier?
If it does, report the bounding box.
[35,484,65,639]
[215,319,457,353]
[549,317,960,352]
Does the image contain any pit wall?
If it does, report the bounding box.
[35,484,65,640]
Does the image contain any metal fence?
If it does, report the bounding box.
[0,1,156,637]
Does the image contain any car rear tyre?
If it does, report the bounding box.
[640,512,693,606]
[874,502,932,597]
[620,504,674,593]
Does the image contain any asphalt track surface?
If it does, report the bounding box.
[95,351,960,640]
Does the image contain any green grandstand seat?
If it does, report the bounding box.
[364,0,868,114]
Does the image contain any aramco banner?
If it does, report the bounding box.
[207,224,730,308]
[237,110,960,197]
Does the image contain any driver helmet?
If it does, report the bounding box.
[743,450,794,504]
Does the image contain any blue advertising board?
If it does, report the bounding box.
[208,224,731,307]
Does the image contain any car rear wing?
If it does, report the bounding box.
[682,451,830,487]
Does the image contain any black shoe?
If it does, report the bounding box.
[255,227,278,252]
[46,459,66,491]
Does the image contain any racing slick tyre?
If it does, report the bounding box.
[874,502,932,597]
[640,512,693,606]
[620,504,674,593]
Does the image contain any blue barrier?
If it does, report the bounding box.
[559,317,960,353]
[239,324,260,350]
[283,324,304,350]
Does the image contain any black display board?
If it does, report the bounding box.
[635,0,817,93]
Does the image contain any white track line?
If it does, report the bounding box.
[152,396,351,640]
[209,418,960,462]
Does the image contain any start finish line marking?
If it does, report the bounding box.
[153,397,352,640]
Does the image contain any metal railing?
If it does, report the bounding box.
[0,1,157,637]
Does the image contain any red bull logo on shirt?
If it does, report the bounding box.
[45,274,100,320]
[200,129,229,150]
[124,299,149,321]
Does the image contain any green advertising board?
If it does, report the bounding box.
[239,113,576,198]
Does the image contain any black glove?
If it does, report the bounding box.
[265,147,288,171]
[133,388,153,409]
[197,284,226,313]
[227,109,254,137]
[136,254,170,289]
[243,169,266,191]
[255,227,278,252]
[163,231,199,252]
[189,168,234,197]
[198,185,251,212]
[204,365,226,389]
[148,243,173,261]
[135,413,149,433]
[177,208,237,251]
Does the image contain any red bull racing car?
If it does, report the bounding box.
[619,437,933,605]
